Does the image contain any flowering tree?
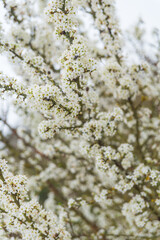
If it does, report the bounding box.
[0,0,160,239]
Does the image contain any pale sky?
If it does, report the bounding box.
[117,0,160,32]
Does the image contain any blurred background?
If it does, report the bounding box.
[117,0,160,33]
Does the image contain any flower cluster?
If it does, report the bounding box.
[0,159,71,240]
[1,0,160,239]
[45,0,77,41]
